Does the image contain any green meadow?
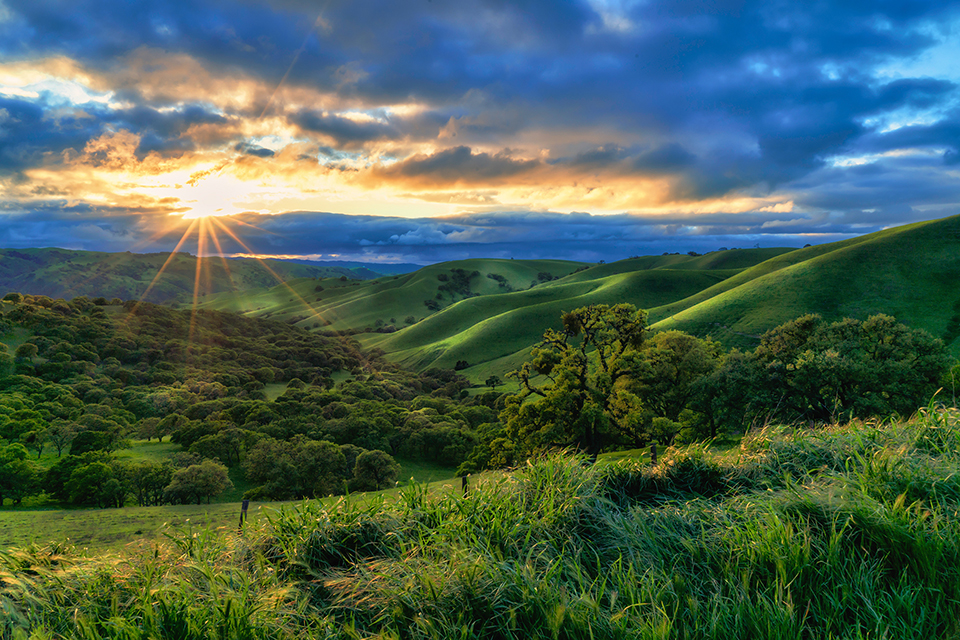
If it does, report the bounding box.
[2,437,462,553]
[5,407,960,638]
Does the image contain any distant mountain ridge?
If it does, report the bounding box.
[271,258,423,276]
[0,248,386,304]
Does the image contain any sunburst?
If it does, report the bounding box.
[123,211,375,375]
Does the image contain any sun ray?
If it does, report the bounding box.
[229,216,284,237]
[209,217,304,300]
[188,216,210,345]
[130,218,200,315]
[201,218,216,303]
[121,217,195,254]
[205,221,240,294]
[208,216,379,376]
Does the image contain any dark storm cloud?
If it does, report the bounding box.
[0,0,338,91]
[0,202,947,265]
[114,104,228,140]
[791,155,960,223]
[291,110,397,148]
[0,201,180,253]
[211,209,863,263]
[853,110,960,158]
[216,209,864,262]
[114,104,230,157]
[559,142,700,178]
[2,0,960,259]
[234,141,275,157]
[0,96,103,174]
[370,146,540,185]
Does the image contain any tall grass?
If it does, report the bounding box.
[4,406,960,639]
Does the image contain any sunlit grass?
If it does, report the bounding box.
[6,407,960,638]
[1,463,463,554]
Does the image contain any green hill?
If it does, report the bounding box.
[651,215,960,353]
[0,248,381,304]
[202,251,793,377]
[129,213,960,379]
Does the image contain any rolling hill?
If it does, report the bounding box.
[199,258,591,337]
[650,214,960,350]
[201,249,794,376]
[0,248,382,304]
[203,213,960,380]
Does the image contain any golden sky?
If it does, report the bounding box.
[1,0,959,262]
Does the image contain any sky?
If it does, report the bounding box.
[1,0,959,264]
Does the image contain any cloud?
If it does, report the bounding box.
[367,146,542,187]
[235,141,275,158]
[0,0,959,259]
[291,110,397,148]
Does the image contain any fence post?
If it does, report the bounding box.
[650,443,658,466]
[239,499,250,531]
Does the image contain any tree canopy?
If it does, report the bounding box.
[499,304,648,460]
[464,307,953,472]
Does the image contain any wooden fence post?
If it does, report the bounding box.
[239,499,250,531]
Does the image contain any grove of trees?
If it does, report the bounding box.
[0,292,954,508]
[459,305,953,472]
[0,293,488,507]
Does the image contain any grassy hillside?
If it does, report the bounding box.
[5,408,960,638]
[651,214,960,353]
[363,215,960,372]
[203,251,790,378]
[368,268,737,370]
[0,248,380,304]
[201,258,589,333]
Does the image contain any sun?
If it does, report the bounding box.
[129,213,345,350]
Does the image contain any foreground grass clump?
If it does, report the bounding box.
[4,406,960,639]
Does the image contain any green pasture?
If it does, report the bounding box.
[364,266,743,371]
[21,438,178,474]
[653,214,960,355]
[0,502,255,554]
[0,449,462,553]
[0,441,670,555]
